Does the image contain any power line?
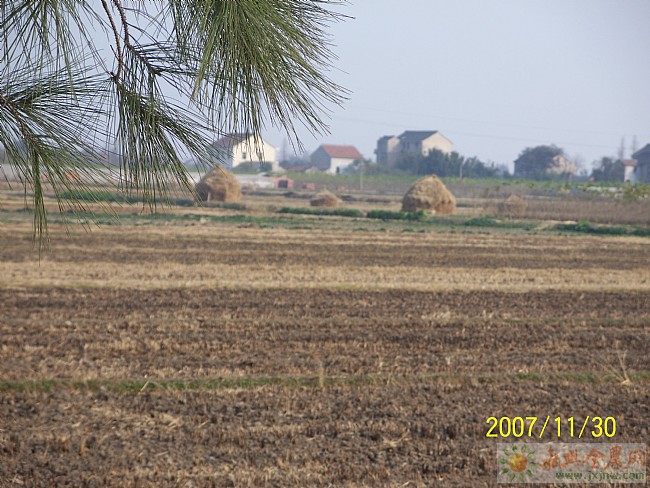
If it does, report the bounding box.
[332,114,625,151]
[338,103,649,140]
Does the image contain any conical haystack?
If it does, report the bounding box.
[195,168,241,203]
[310,189,341,208]
[497,193,527,217]
[402,175,456,215]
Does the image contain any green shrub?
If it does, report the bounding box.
[462,216,536,230]
[632,228,650,237]
[554,220,630,236]
[206,202,247,210]
[590,226,628,236]
[61,190,194,207]
[366,210,428,221]
[463,216,499,227]
[278,207,363,218]
[60,189,131,203]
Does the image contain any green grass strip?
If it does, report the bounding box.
[278,207,363,218]
[554,220,650,237]
[1,371,648,393]
[366,209,428,221]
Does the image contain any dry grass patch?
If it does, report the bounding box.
[2,260,649,292]
[493,197,650,225]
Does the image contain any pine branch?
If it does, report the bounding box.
[0,0,348,246]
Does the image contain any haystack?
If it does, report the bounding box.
[401,175,456,215]
[195,167,241,203]
[310,189,341,208]
[497,193,527,217]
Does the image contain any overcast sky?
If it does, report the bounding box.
[266,0,650,170]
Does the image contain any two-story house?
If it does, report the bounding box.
[376,130,452,166]
[209,133,278,171]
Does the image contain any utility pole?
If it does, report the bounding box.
[617,136,626,160]
[359,161,364,192]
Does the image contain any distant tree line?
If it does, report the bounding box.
[381,143,638,183]
[395,150,501,178]
[513,145,630,183]
[337,142,638,183]
[590,157,625,183]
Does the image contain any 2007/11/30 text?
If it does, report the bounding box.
[486,416,617,439]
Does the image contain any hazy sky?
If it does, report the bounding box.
[266,0,650,170]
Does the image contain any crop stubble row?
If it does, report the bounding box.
[1,287,649,381]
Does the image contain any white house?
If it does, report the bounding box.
[548,154,577,176]
[310,144,364,174]
[209,133,278,171]
[623,159,637,183]
[376,130,452,166]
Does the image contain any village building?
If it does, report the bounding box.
[548,154,577,176]
[310,144,364,174]
[623,159,638,183]
[376,130,452,166]
[209,133,279,172]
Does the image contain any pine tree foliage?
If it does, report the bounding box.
[0,0,347,245]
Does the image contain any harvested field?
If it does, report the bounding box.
[0,207,649,486]
[1,383,648,487]
[2,287,649,382]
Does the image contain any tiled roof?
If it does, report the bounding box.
[632,144,650,159]
[320,144,364,160]
[213,133,252,148]
[398,130,438,143]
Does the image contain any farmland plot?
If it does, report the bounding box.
[0,214,649,486]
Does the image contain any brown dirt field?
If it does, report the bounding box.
[1,216,649,486]
[1,287,649,382]
[1,383,648,487]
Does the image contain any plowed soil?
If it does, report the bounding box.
[1,216,649,487]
